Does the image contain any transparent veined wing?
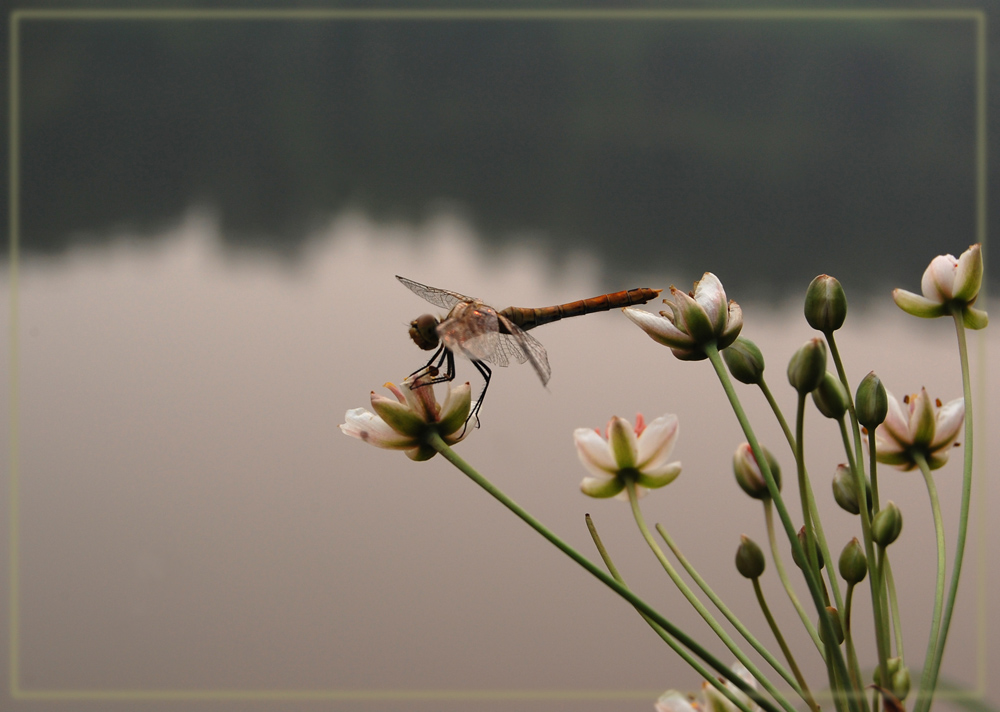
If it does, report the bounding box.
[396,275,475,310]
[494,313,552,386]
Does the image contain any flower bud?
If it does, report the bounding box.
[723,337,765,385]
[872,502,903,547]
[873,657,910,701]
[787,338,827,394]
[804,274,848,332]
[818,606,844,646]
[838,538,868,584]
[856,372,889,429]
[832,464,871,516]
[812,372,849,419]
[733,443,781,499]
[792,526,824,570]
[735,535,766,579]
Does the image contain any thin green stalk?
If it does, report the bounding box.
[842,583,863,695]
[914,310,977,712]
[655,523,806,700]
[764,500,823,655]
[426,432,781,712]
[751,577,819,712]
[837,418,858,477]
[827,331,890,690]
[625,481,797,712]
[584,515,756,712]
[912,452,948,712]
[794,393,825,604]
[883,557,904,659]
[759,378,796,454]
[705,343,861,712]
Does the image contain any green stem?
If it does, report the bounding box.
[751,577,819,712]
[655,523,806,700]
[795,393,823,590]
[913,452,948,712]
[426,432,780,712]
[883,557,904,659]
[705,343,860,712]
[914,310,977,712]
[759,378,796,454]
[764,500,823,655]
[842,583,863,695]
[625,481,797,712]
[584,515,756,712]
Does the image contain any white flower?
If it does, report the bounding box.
[872,388,964,471]
[574,413,681,499]
[892,244,988,329]
[341,376,471,461]
[624,273,743,360]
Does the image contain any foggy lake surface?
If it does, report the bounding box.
[2,215,995,711]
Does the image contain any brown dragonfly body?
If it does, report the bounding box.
[396,276,661,425]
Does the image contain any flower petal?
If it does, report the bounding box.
[574,428,618,477]
[608,416,638,469]
[636,462,681,489]
[370,392,426,436]
[881,391,911,446]
[908,388,936,448]
[673,285,716,343]
[580,474,626,498]
[953,244,984,302]
[340,408,418,449]
[930,397,964,450]
[718,301,744,349]
[963,306,989,330]
[438,382,472,436]
[921,254,958,301]
[892,289,948,319]
[636,414,679,470]
[694,272,728,334]
[623,306,696,349]
[655,691,700,712]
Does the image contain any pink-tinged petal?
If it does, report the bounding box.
[580,474,625,498]
[636,414,679,470]
[694,273,728,334]
[893,289,948,318]
[384,381,407,403]
[921,254,958,301]
[963,306,989,330]
[718,301,743,349]
[623,306,696,349]
[370,392,426,436]
[672,285,716,343]
[908,388,936,448]
[930,398,964,449]
[340,408,418,449]
[881,392,911,445]
[873,429,906,456]
[608,416,638,469]
[953,244,984,301]
[574,428,618,477]
[637,462,682,489]
[926,448,956,470]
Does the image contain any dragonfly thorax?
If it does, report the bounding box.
[408,313,441,351]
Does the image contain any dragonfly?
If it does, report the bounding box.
[396,275,662,426]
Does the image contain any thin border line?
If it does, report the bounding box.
[7,7,989,703]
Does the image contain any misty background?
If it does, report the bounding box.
[2,4,997,712]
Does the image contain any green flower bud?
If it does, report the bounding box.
[818,606,845,646]
[805,274,848,332]
[832,464,871,516]
[838,538,868,584]
[812,372,849,419]
[873,657,910,700]
[733,443,781,499]
[872,502,903,547]
[792,526,824,570]
[736,535,766,579]
[787,338,827,394]
[723,337,765,385]
[856,371,889,429]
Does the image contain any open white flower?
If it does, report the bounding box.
[341,376,471,461]
[893,244,988,329]
[574,413,681,499]
[624,272,743,360]
[872,388,964,471]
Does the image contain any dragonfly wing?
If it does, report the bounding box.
[437,302,506,364]
[396,275,474,310]
[495,313,551,386]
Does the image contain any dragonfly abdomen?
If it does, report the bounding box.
[499,287,662,331]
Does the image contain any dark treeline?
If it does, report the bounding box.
[13,13,988,296]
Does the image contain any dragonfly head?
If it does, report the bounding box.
[408,314,440,351]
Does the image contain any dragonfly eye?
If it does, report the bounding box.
[408,314,440,351]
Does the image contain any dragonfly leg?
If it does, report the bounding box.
[460,359,492,434]
[407,347,454,388]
